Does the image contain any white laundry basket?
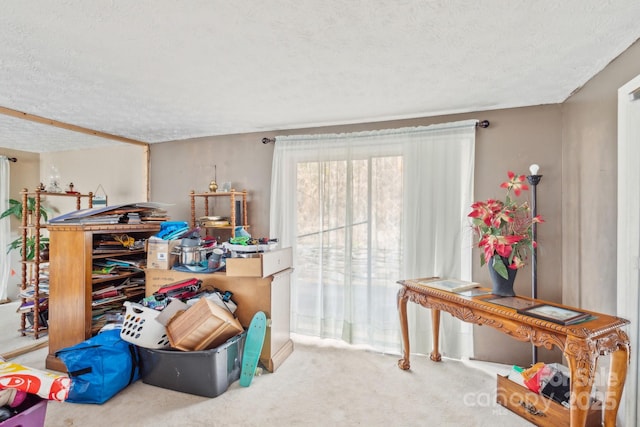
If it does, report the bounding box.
[120,301,173,349]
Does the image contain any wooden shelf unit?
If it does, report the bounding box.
[189,190,248,238]
[18,188,92,339]
[45,223,160,371]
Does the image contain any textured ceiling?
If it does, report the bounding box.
[1,0,639,153]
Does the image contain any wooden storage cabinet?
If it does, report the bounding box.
[263,269,294,372]
[225,247,293,277]
[213,268,294,372]
[45,223,160,371]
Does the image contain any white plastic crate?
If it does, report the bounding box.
[120,300,186,349]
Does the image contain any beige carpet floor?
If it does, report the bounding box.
[4,338,531,427]
[1,301,533,426]
[0,301,49,357]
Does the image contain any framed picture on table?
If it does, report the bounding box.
[517,304,592,326]
[485,296,537,310]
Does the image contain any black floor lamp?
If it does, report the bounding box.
[527,164,542,364]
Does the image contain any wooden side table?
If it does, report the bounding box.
[397,278,630,427]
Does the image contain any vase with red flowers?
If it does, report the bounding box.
[468,171,544,296]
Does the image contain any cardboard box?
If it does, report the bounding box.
[145,269,224,296]
[146,238,180,270]
[166,297,243,351]
[146,269,273,327]
[139,332,245,398]
[225,247,292,277]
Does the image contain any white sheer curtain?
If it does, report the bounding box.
[0,156,10,303]
[270,120,476,358]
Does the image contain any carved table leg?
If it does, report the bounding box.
[603,344,629,427]
[564,337,597,427]
[397,287,411,370]
[430,308,442,362]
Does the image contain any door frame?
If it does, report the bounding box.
[617,73,640,427]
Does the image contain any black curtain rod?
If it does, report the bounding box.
[261,119,490,144]
[6,156,17,162]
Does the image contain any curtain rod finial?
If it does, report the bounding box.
[262,137,275,144]
[477,120,490,128]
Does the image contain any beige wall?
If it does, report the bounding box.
[0,144,147,301]
[469,106,564,365]
[150,132,275,235]
[40,144,148,214]
[562,39,640,314]
[150,105,565,365]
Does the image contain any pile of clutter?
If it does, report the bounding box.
[507,362,578,408]
[0,356,70,424]
[0,223,274,417]
[148,221,278,274]
[125,278,243,352]
[1,278,251,418]
[120,278,252,398]
[60,278,249,404]
[0,387,26,419]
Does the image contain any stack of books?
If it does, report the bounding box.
[49,202,170,225]
[91,277,145,307]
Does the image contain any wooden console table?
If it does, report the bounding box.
[397,278,630,427]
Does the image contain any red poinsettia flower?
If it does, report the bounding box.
[491,207,514,228]
[469,200,501,226]
[469,171,543,279]
[532,215,544,224]
[479,234,524,266]
[509,256,525,270]
[500,171,529,197]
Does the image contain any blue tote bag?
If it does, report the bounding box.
[56,329,140,404]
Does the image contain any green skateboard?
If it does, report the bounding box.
[239,311,267,387]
